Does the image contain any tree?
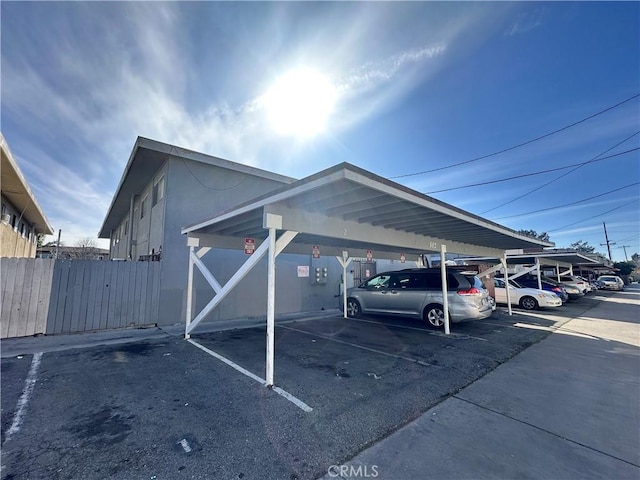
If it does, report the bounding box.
[632,253,639,266]
[69,237,100,260]
[517,230,550,242]
[613,261,636,277]
[568,240,595,254]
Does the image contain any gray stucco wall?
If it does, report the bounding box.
[156,157,345,327]
[110,166,167,260]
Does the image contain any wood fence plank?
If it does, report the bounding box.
[25,260,44,336]
[46,260,63,334]
[99,262,110,330]
[35,259,55,335]
[86,261,101,331]
[56,262,72,334]
[65,261,79,333]
[106,261,121,329]
[1,258,12,309]
[7,259,27,338]
[17,260,36,337]
[120,261,132,328]
[1,258,19,338]
[151,262,161,325]
[78,261,93,332]
[139,262,149,324]
[137,263,145,325]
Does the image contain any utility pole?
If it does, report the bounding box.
[600,222,615,261]
[55,229,61,259]
[618,245,630,262]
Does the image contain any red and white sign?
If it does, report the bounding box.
[312,245,320,259]
[244,238,255,255]
[400,253,406,263]
[366,250,373,261]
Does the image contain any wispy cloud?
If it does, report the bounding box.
[0,2,534,245]
[505,8,545,36]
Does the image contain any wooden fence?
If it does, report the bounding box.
[1,258,55,338]
[1,258,161,338]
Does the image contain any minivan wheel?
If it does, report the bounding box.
[520,296,538,311]
[424,304,446,328]
[346,299,361,318]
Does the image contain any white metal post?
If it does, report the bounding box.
[556,263,561,282]
[440,245,450,335]
[343,261,348,318]
[266,228,276,387]
[336,251,352,318]
[185,245,195,339]
[502,256,512,316]
[536,258,542,290]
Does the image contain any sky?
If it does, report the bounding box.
[1,1,638,262]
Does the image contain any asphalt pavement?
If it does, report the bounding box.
[1,288,638,480]
[323,285,640,480]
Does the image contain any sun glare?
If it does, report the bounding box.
[263,68,337,138]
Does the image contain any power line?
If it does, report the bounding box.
[546,200,638,233]
[492,182,640,221]
[480,130,640,214]
[389,93,640,179]
[425,147,638,194]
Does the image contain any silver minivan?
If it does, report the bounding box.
[345,268,494,328]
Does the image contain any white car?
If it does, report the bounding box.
[597,275,625,291]
[493,278,563,310]
[558,275,591,294]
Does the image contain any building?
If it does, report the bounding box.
[36,245,110,260]
[1,133,53,257]
[99,137,303,326]
[100,137,553,330]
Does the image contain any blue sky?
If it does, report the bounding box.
[2,2,638,261]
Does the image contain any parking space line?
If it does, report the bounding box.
[187,339,313,413]
[480,321,533,330]
[278,325,435,368]
[5,352,43,443]
[347,317,488,341]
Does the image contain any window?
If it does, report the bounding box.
[124,219,129,236]
[140,196,147,219]
[389,273,416,289]
[363,274,391,289]
[152,176,165,206]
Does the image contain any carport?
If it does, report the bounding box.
[181,163,552,389]
[459,251,600,314]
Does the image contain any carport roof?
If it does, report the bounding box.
[182,162,554,258]
[458,252,600,267]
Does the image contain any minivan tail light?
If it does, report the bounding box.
[552,287,561,292]
[457,287,481,295]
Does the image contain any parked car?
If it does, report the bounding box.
[504,275,570,303]
[577,276,595,293]
[558,275,591,294]
[493,278,563,310]
[345,268,494,328]
[597,275,625,291]
[461,273,496,311]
